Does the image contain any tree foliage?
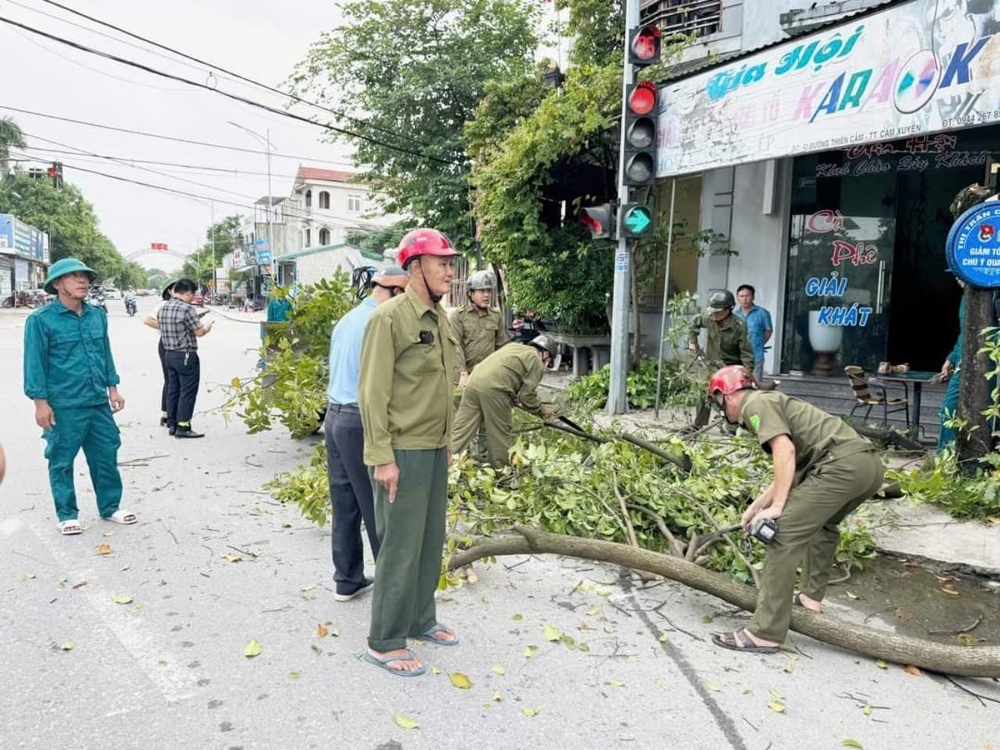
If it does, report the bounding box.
[182,215,244,286]
[0,116,26,175]
[227,273,355,438]
[287,0,540,251]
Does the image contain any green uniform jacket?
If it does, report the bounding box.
[358,285,458,466]
[449,304,506,373]
[739,391,872,483]
[23,300,120,409]
[689,312,754,369]
[466,343,545,414]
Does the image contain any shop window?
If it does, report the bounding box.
[348,194,362,213]
[640,0,721,37]
[305,190,312,209]
[319,228,331,245]
[319,191,330,209]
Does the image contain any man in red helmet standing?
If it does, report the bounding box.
[706,365,882,654]
[357,228,460,676]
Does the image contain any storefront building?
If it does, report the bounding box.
[655,0,1000,377]
[0,214,50,294]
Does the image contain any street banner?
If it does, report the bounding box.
[656,0,1000,177]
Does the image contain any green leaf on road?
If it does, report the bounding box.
[875,659,888,669]
[521,706,538,717]
[769,687,785,700]
[841,740,864,749]
[492,665,505,676]
[543,623,562,642]
[658,634,669,643]
[394,714,419,729]
[704,681,721,693]
[512,613,523,621]
[769,701,785,713]
[524,645,537,659]
[289,670,301,679]
[701,615,713,624]
[862,705,872,717]
[111,594,133,604]
[449,673,472,689]
[606,680,625,687]
[243,639,263,658]
[60,640,75,651]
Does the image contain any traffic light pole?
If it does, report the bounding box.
[607,0,640,416]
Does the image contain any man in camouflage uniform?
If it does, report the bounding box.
[706,365,883,654]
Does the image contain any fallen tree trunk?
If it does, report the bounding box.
[449,525,1000,678]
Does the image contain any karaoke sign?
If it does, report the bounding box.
[656,0,1000,177]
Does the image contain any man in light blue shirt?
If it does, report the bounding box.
[324,266,409,601]
[734,284,773,385]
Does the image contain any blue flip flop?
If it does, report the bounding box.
[419,623,460,647]
[360,648,426,677]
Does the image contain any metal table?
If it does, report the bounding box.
[875,370,939,438]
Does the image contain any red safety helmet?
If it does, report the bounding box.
[707,365,756,400]
[396,228,459,269]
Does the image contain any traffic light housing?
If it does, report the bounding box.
[620,203,654,239]
[623,80,657,187]
[628,25,661,67]
[579,204,615,240]
[47,162,63,189]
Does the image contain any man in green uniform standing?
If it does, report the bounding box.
[358,228,460,677]
[452,336,557,467]
[705,366,883,653]
[450,270,507,388]
[688,290,755,427]
[23,258,137,536]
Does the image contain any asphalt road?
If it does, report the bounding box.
[0,297,997,750]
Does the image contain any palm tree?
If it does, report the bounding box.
[0,117,26,178]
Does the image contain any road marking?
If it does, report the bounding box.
[26,519,198,704]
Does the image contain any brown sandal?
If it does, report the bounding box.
[711,628,779,653]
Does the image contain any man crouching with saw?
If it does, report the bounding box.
[706,365,884,653]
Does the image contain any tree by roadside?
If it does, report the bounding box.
[181,215,244,287]
[286,0,540,252]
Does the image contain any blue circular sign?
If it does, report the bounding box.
[946,200,1000,289]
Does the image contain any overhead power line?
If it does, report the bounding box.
[0,15,461,166]
[36,0,438,152]
[0,104,355,166]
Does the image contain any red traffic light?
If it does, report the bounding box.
[629,25,661,66]
[46,167,58,178]
[627,80,657,116]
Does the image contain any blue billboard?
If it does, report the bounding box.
[0,214,50,263]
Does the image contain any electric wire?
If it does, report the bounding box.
[0,104,356,165]
[34,0,441,152]
[0,15,461,166]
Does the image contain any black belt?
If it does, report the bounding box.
[328,403,360,414]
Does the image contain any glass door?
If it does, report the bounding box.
[783,212,895,376]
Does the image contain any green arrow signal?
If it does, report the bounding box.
[623,206,652,236]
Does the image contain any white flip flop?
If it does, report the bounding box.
[58,520,83,536]
[102,510,137,525]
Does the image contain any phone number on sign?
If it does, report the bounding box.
[942,111,1000,128]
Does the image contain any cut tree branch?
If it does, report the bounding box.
[448,526,1000,678]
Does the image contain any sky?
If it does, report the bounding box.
[0,0,565,273]
[0,0,353,272]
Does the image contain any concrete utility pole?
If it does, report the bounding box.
[607,0,640,415]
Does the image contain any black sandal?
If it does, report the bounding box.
[711,628,779,653]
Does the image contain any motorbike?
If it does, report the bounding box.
[90,292,108,314]
[125,297,137,316]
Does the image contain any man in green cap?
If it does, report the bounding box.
[358,228,460,677]
[452,336,557,467]
[23,258,137,535]
[689,289,754,427]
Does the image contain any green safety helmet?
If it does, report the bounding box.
[707,289,735,313]
[529,334,557,358]
[162,278,178,300]
[43,258,97,294]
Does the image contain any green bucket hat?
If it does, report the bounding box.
[43,258,97,294]
[162,278,178,300]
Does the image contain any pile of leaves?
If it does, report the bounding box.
[890,451,1000,522]
[565,357,707,413]
[268,420,878,585]
[226,274,355,438]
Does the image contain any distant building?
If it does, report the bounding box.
[0,214,50,295]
